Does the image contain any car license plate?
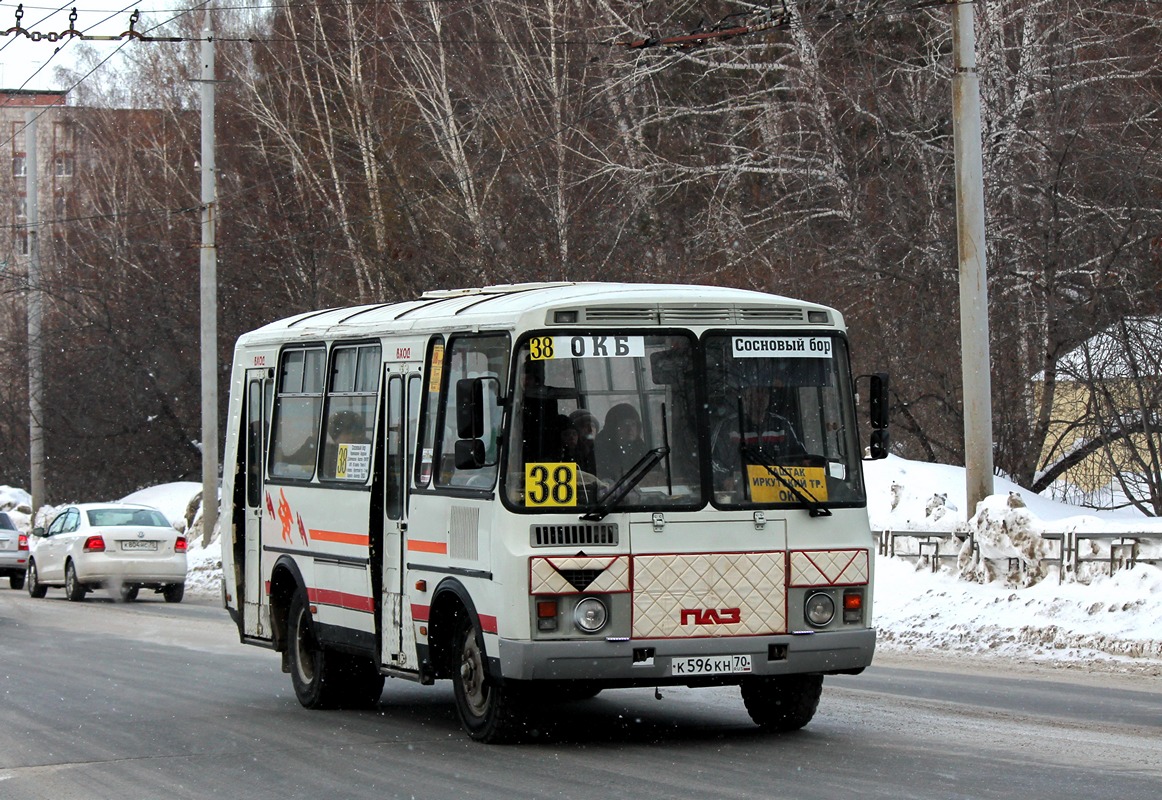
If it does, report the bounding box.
[121,540,158,551]
[670,654,752,676]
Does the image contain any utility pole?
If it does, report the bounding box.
[199,19,219,546]
[951,2,995,515]
[25,110,44,522]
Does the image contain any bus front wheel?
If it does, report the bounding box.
[451,612,526,743]
[740,674,823,732]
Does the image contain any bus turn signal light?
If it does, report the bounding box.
[843,590,863,623]
[537,599,558,631]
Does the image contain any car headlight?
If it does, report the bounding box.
[573,597,608,634]
[804,592,835,627]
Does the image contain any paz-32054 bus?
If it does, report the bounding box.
[219,282,889,742]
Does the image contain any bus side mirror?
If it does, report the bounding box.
[869,373,889,430]
[455,376,500,470]
[456,378,486,439]
[861,372,889,460]
[454,439,487,470]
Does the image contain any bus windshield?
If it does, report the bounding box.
[504,330,865,513]
[505,333,702,511]
[703,333,864,508]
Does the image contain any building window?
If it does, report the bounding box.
[16,232,29,256]
[54,154,73,177]
[13,155,26,178]
[53,121,75,150]
[14,196,26,218]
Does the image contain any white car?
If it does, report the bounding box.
[0,511,28,590]
[27,503,188,602]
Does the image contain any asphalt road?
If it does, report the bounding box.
[1,586,1159,799]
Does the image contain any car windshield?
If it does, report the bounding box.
[703,332,864,508]
[505,332,702,511]
[86,508,170,528]
[0,512,15,530]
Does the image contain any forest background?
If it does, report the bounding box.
[0,0,1160,511]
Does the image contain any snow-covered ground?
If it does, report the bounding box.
[3,455,1160,673]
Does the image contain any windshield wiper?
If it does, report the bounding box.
[581,446,670,522]
[739,443,831,518]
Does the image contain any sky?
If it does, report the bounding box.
[0,2,192,91]
[2,454,1160,674]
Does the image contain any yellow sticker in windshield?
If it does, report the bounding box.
[746,465,828,504]
[525,462,578,507]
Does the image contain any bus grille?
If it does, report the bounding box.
[557,569,604,591]
[530,523,619,547]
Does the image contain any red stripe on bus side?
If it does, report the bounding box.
[308,587,374,613]
[407,539,448,554]
[310,529,370,547]
[408,605,495,634]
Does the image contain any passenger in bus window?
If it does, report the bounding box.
[566,409,599,474]
[596,403,646,480]
[274,405,319,479]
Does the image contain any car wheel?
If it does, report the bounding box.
[65,561,86,602]
[26,561,47,599]
[9,573,25,590]
[162,584,184,603]
[740,674,823,733]
[451,610,527,743]
[120,584,140,602]
[288,588,343,709]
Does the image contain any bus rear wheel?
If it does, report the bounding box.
[740,674,823,732]
[288,589,384,709]
[451,612,526,743]
[288,589,342,709]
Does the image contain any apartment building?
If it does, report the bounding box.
[1,89,77,265]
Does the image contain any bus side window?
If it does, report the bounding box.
[434,334,509,490]
[270,347,326,480]
[319,343,380,482]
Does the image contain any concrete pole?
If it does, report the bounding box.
[200,23,219,546]
[25,111,44,521]
[951,3,995,516]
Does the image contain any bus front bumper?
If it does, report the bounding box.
[495,628,876,685]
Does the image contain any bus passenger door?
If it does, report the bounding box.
[381,369,421,668]
[243,371,273,640]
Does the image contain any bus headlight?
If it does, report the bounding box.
[573,597,609,634]
[804,592,835,627]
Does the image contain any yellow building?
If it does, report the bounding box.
[1040,317,1162,513]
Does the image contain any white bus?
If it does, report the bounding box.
[220,282,889,742]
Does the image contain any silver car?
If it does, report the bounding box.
[26,503,188,602]
[0,511,28,590]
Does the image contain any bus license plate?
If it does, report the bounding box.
[671,654,752,676]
